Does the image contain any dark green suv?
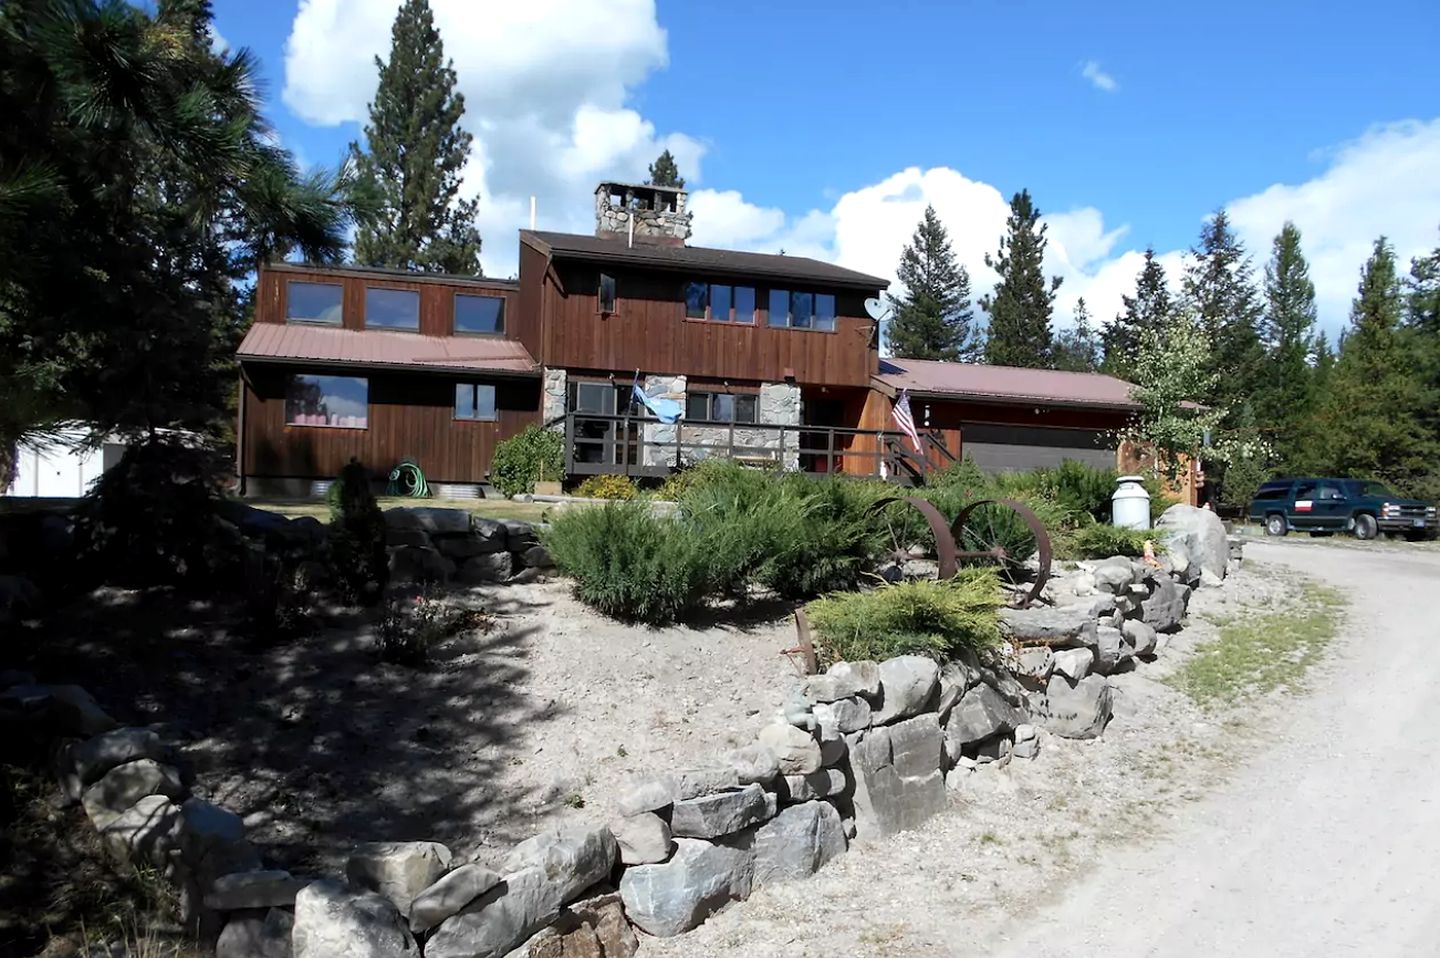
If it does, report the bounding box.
[1248,477,1437,540]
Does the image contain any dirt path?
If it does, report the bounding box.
[638,542,1439,957]
[988,540,1440,957]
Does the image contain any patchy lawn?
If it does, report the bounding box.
[251,496,552,524]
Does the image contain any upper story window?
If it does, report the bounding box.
[685,282,757,323]
[686,390,758,423]
[599,273,617,314]
[365,287,420,331]
[454,382,498,421]
[455,294,504,335]
[285,374,368,428]
[286,281,343,325]
[767,289,837,331]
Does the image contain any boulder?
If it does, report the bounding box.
[998,606,1098,647]
[662,766,742,802]
[454,552,512,585]
[292,880,417,958]
[615,779,674,817]
[752,801,847,887]
[216,908,293,958]
[507,890,637,958]
[823,660,882,700]
[205,870,311,911]
[1051,647,1094,682]
[943,684,1024,761]
[82,759,185,829]
[849,714,945,840]
[388,546,455,585]
[515,545,552,570]
[1156,504,1229,581]
[776,768,846,803]
[1141,575,1188,633]
[426,867,564,958]
[408,864,502,934]
[1091,558,1137,594]
[1091,626,1129,675]
[814,696,871,734]
[757,723,822,776]
[385,508,472,536]
[726,744,780,786]
[611,813,673,866]
[97,794,185,868]
[385,527,433,549]
[670,784,773,839]
[935,659,980,717]
[501,826,617,905]
[73,728,167,786]
[46,685,119,737]
[1122,618,1158,656]
[501,519,541,551]
[1040,674,1112,740]
[434,535,505,560]
[472,519,508,551]
[618,837,754,938]
[871,656,940,725]
[346,841,453,916]
[1012,647,1053,688]
[975,735,1013,766]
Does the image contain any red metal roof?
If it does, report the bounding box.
[877,358,1139,409]
[237,323,538,375]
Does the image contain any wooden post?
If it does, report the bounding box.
[826,427,836,475]
[564,413,576,476]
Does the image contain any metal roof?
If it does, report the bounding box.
[877,358,1140,410]
[265,261,518,288]
[521,230,890,290]
[237,323,538,376]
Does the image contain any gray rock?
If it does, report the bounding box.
[871,655,940,725]
[454,551,512,584]
[1012,647,1053,687]
[999,606,1098,647]
[1091,558,1136,594]
[517,544,553,569]
[433,534,505,560]
[935,659,980,718]
[346,842,453,916]
[388,546,455,584]
[97,794,184,867]
[205,871,311,911]
[46,684,119,737]
[506,890,636,958]
[82,759,185,829]
[611,812,673,866]
[616,778,674,817]
[292,880,417,958]
[757,723,822,775]
[1012,734,1040,761]
[385,507,472,536]
[408,864,502,934]
[824,660,882,699]
[975,735,1012,766]
[663,766,742,802]
[670,784,773,839]
[849,714,945,839]
[943,683,1024,761]
[471,519,508,551]
[385,527,432,549]
[501,826,616,905]
[73,727,167,786]
[815,696,871,734]
[800,674,847,704]
[618,837,754,938]
[1156,504,1229,581]
[777,769,846,802]
[1141,575,1188,632]
[726,744,780,785]
[752,801,846,887]
[216,908,293,958]
[1040,674,1113,740]
[501,519,540,551]
[1091,625,1128,675]
[426,867,559,958]
[1122,618,1158,656]
[179,798,261,889]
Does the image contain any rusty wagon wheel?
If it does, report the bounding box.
[867,496,960,581]
[951,498,1052,607]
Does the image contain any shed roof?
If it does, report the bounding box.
[521,230,890,290]
[877,358,1140,410]
[237,323,538,376]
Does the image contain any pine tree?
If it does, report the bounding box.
[350,0,482,275]
[1052,298,1101,372]
[982,190,1061,368]
[647,150,685,188]
[885,206,979,361]
[1102,247,1171,379]
[1255,222,1317,466]
[1404,231,1440,497]
[1182,210,1264,420]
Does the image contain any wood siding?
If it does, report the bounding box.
[240,364,540,483]
[255,266,520,338]
[534,262,879,387]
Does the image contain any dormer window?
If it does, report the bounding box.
[599,273,617,314]
[286,281,342,325]
[365,287,419,331]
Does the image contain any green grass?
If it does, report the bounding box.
[253,496,550,523]
[1166,582,1345,708]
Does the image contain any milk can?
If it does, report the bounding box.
[1112,475,1151,530]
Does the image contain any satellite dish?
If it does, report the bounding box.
[864,298,892,322]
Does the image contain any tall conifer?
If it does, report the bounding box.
[982,190,1061,368]
[886,205,980,361]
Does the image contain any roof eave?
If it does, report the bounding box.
[891,386,1140,412]
[541,246,889,291]
[237,353,540,379]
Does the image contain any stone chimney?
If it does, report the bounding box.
[594,181,692,247]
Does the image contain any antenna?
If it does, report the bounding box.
[864,298,892,323]
[529,195,536,230]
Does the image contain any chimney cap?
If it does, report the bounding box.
[595,180,686,195]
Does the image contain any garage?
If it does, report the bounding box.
[957,422,1115,473]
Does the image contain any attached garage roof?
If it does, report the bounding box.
[237,323,538,376]
[877,358,1140,410]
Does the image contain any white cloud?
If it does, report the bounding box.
[283,0,701,276]
[1080,60,1118,93]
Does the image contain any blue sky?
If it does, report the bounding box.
[215,0,1440,333]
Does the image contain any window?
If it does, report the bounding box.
[286,281,342,325]
[686,391,757,423]
[684,282,756,323]
[454,383,498,421]
[1316,482,1346,501]
[599,273,617,313]
[365,287,419,330]
[766,289,838,330]
[454,294,504,334]
[1357,481,1399,499]
[733,286,756,324]
[685,281,708,319]
[1253,486,1288,501]
[710,284,733,322]
[284,374,367,428]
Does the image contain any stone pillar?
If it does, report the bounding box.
[759,382,802,471]
[542,368,567,431]
[642,375,687,468]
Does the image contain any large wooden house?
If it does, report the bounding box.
[236,182,1142,495]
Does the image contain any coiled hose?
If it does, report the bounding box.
[386,458,430,498]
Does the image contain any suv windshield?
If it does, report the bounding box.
[1355,481,1399,498]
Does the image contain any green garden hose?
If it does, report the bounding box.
[386,459,430,498]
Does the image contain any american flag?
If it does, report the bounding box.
[891,388,922,452]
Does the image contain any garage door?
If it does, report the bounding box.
[962,423,1116,473]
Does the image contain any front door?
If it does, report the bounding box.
[570,381,637,465]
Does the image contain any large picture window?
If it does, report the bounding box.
[454,383,498,421]
[454,294,504,334]
[685,282,756,323]
[767,289,837,331]
[365,287,420,330]
[286,281,342,325]
[285,374,368,428]
[686,391,757,423]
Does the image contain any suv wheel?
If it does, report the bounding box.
[1353,513,1379,540]
[1265,514,1288,537]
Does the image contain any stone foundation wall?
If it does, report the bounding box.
[542,368,567,430]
